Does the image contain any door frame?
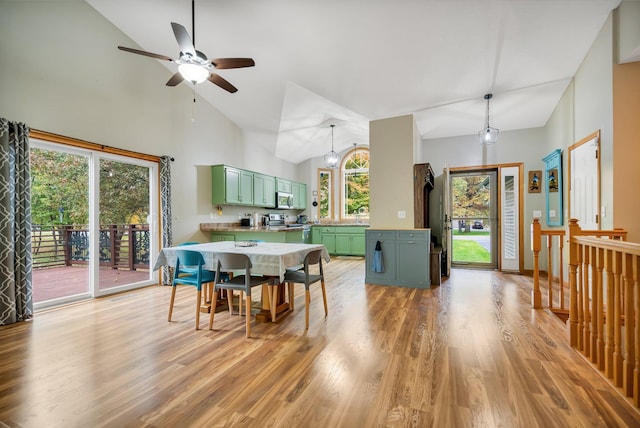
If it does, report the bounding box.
[449,162,524,272]
[30,129,160,309]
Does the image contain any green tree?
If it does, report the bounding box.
[30,148,89,225]
[451,175,490,219]
[99,160,149,224]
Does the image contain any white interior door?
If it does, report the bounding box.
[500,166,520,272]
[570,134,599,229]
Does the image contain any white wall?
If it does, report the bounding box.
[0,1,298,244]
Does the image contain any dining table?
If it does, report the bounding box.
[153,241,330,322]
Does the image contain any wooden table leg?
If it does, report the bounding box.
[255,279,291,323]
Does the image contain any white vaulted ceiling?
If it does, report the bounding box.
[86,0,621,164]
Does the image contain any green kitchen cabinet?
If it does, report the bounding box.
[253,173,276,208]
[334,226,366,256]
[311,226,321,244]
[365,229,430,288]
[276,178,292,193]
[211,165,254,205]
[318,226,336,253]
[292,182,307,209]
[209,233,235,242]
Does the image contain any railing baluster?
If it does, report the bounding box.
[583,244,591,358]
[596,247,606,370]
[559,236,565,310]
[614,251,624,387]
[605,248,615,379]
[623,253,635,397]
[548,235,554,309]
[532,218,542,309]
[590,245,598,364]
[568,219,580,348]
[633,254,640,407]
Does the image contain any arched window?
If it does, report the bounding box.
[341,146,369,221]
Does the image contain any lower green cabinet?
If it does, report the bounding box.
[209,230,304,243]
[311,225,367,256]
[365,229,430,288]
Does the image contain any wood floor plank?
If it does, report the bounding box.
[1,259,640,427]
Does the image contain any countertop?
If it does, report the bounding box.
[200,223,369,232]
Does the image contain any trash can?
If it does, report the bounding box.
[430,248,441,286]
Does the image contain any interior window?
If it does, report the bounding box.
[341,147,369,221]
[317,168,334,220]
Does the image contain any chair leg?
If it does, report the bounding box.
[195,289,202,330]
[320,278,328,316]
[245,295,252,338]
[227,290,234,316]
[305,289,311,330]
[239,291,244,316]
[270,285,278,323]
[288,282,295,311]
[168,285,177,322]
[209,290,219,330]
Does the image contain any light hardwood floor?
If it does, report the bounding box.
[1,258,639,427]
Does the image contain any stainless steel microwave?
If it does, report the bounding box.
[276,192,294,209]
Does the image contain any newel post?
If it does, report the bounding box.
[531,218,542,308]
[568,218,581,346]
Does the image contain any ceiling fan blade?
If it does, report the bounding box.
[211,58,255,69]
[171,22,196,56]
[208,73,237,93]
[166,72,184,87]
[118,46,173,61]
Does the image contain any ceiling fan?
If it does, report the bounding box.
[117,0,254,93]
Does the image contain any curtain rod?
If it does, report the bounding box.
[29,129,174,163]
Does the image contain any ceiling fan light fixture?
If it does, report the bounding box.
[178,63,209,84]
[478,93,499,145]
[324,124,341,169]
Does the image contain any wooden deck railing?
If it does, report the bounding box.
[566,219,640,405]
[531,218,566,312]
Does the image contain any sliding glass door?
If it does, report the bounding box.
[31,140,158,308]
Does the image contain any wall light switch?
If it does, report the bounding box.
[549,210,556,218]
[397,210,406,219]
[533,210,542,218]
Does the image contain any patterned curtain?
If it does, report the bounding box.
[0,119,32,325]
[160,156,173,285]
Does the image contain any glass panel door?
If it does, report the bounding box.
[450,170,497,269]
[30,145,90,304]
[97,157,152,292]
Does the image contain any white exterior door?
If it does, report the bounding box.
[570,133,599,230]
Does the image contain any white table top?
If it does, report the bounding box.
[153,241,330,282]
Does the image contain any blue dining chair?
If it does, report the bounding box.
[208,253,269,338]
[284,249,327,329]
[168,249,216,330]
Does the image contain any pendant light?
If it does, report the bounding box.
[478,93,499,145]
[324,124,341,168]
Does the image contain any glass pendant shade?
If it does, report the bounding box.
[325,124,341,168]
[478,93,499,145]
[178,63,209,84]
[478,125,499,145]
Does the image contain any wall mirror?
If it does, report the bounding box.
[543,149,563,226]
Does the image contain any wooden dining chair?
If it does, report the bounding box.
[209,253,269,338]
[284,249,327,329]
[168,249,216,330]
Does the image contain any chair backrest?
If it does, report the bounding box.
[304,249,322,266]
[175,249,205,269]
[216,253,252,271]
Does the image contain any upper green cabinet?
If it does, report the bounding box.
[253,173,276,208]
[211,164,306,209]
[292,182,307,209]
[276,178,292,193]
[211,165,253,205]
